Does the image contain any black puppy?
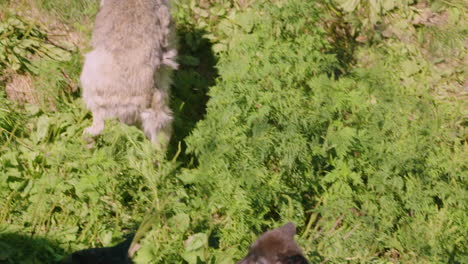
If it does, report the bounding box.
[60,234,134,264]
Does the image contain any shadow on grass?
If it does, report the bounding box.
[168,27,218,163]
[0,232,66,263]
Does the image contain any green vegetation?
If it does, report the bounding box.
[0,15,71,74]
[0,0,466,263]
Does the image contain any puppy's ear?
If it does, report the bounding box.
[279,222,296,237]
[282,254,309,264]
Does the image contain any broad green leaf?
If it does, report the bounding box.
[401,60,420,76]
[168,213,190,232]
[35,115,50,143]
[337,0,361,12]
[184,233,207,252]
[382,0,395,12]
[235,13,255,32]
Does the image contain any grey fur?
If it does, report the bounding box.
[81,0,177,147]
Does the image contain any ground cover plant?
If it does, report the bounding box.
[0,0,466,263]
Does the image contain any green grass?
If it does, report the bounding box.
[34,0,98,23]
[0,0,466,263]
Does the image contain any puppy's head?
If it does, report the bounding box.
[237,222,308,264]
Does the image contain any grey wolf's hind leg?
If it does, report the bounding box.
[140,87,173,149]
[83,110,105,146]
[140,107,173,149]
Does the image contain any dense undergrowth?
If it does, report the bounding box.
[0,0,466,263]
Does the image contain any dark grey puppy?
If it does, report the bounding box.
[81,0,178,147]
[60,234,134,264]
[237,222,308,264]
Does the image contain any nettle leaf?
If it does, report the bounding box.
[7,18,23,28]
[182,233,208,263]
[22,59,39,74]
[234,12,255,32]
[181,251,205,264]
[218,19,235,36]
[212,42,227,53]
[133,245,155,264]
[184,233,207,252]
[13,46,26,56]
[41,43,72,61]
[100,231,113,246]
[17,39,36,49]
[20,179,33,198]
[401,59,420,76]
[192,6,209,18]
[168,213,190,232]
[7,53,21,71]
[210,5,226,16]
[326,124,356,158]
[337,0,361,13]
[35,115,50,143]
[382,0,396,12]
[0,15,72,73]
[2,169,15,180]
[8,180,22,191]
